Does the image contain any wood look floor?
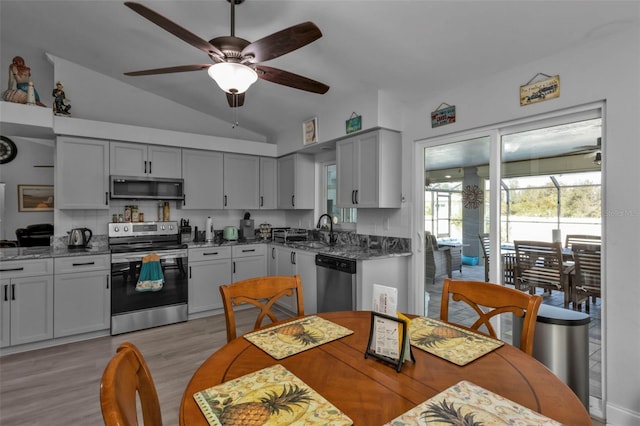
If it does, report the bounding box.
[0,308,290,426]
[1,295,604,426]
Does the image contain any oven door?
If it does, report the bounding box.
[111,249,188,316]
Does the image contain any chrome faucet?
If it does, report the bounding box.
[317,213,336,246]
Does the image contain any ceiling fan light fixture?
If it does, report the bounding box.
[208,62,257,94]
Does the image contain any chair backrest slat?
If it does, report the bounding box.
[100,342,162,426]
[440,278,542,355]
[220,275,304,342]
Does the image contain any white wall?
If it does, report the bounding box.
[399,27,639,425]
[0,138,54,237]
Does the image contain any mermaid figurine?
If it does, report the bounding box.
[2,56,47,107]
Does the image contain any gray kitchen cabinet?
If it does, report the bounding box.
[53,255,110,338]
[271,246,317,314]
[277,153,315,209]
[181,149,224,210]
[56,136,110,209]
[232,244,267,282]
[224,153,259,210]
[0,259,54,348]
[110,141,181,178]
[188,246,231,315]
[357,256,409,313]
[336,128,402,208]
[259,157,277,209]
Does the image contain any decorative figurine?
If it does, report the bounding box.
[52,81,71,115]
[2,56,47,107]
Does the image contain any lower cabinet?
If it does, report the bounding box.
[232,244,267,283]
[188,246,232,314]
[1,259,54,348]
[54,255,111,338]
[270,245,317,314]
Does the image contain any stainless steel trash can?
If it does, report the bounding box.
[513,304,590,408]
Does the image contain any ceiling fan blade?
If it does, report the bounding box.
[226,92,245,108]
[125,1,224,59]
[124,64,212,76]
[242,22,322,63]
[256,65,329,94]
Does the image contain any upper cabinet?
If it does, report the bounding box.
[181,149,224,210]
[223,153,259,210]
[278,153,314,209]
[336,129,402,208]
[56,136,110,209]
[110,142,181,178]
[259,157,277,209]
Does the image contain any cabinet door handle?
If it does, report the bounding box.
[3,285,7,302]
[242,249,255,253]
[0,267,24,272]
[105,192,109,205]
[203,252,219,256]
[149,161,152,174]
[351,190,355,204]
[271,247,275,259]
[260,196,264,207]
[183,194,186,206]
[224,195,228,207]
[291,195,295,207]
[106,275,110,289]
[72,261,95,267]
[189,266,192,279]
[291,251,296,265]
[144,160,148,174]
[355,190,359,204]
[11,284,15,301]
[233,262,236,274]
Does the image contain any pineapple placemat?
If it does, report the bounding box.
[383,380,562,425]
[193,364,353,426]
[409,317,503,366]
[243,315,354,360]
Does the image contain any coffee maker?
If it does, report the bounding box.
[240,211,255,241]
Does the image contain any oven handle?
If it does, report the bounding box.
[111,249,187,263]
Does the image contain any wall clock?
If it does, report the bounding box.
[0,136,18,164]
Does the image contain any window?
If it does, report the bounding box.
[324,163,356,226]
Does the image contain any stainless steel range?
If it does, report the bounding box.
[109,221,188,335]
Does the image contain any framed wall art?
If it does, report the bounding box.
[303,117,318,145]
[18,185,54,212]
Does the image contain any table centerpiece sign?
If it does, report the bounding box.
[409,317,503,366]
[194,364,353,426]
[384,380,562,425]
[243,315,353,360]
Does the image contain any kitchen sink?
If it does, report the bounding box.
[293,241,330,249]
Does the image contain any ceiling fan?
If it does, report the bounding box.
[123,0,329,108]
[571,137,601,154]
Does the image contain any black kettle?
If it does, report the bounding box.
[68,228,92,248]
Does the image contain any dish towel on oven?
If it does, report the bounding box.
[136,253,164,292]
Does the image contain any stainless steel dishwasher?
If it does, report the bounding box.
[315,254,357,312]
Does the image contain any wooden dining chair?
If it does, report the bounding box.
[100,342,162,426]
[513,240,569,307]
[440,278,542,355]
[572,244,601,313]
[565,234,601,251]
[478,234,490,282]
[219,275,305,342]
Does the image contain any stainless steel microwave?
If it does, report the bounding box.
[110,175,184,200]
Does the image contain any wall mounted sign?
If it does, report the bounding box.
[431,103,456,128]
[303,116,318,145]
[520,73,560,106]
[345,112,362,134]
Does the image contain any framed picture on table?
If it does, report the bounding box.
[303,117,318,145]
[18,185,54,212]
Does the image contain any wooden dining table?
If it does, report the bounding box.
[180,311,591,425]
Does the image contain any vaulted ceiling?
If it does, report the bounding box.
[1,1,637,142]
